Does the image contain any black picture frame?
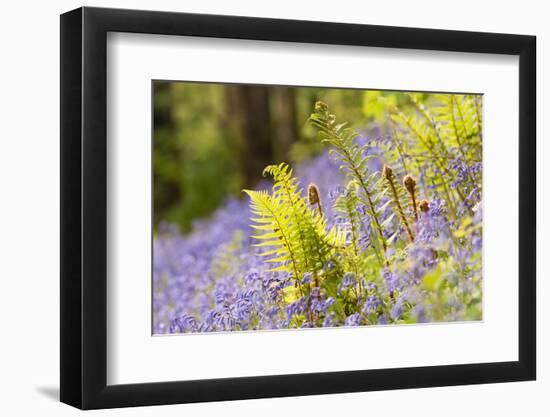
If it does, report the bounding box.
[60,6,536,410]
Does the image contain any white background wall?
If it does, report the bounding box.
[0,0,545,415]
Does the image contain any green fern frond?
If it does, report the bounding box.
[430,94,481,162]
[333,182,361,258]
[309,101,388,265]
[243,189,301,279]
[387,94,482,217]
[332,182,367,295]
[263,163,329,273]
[244,162,344,289]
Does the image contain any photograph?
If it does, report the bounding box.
[152,81,483,334]
[48,2,541,412]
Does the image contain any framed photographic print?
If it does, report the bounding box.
[60,6,536,409]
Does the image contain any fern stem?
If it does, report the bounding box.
[404,175,418,222]
[383,165,414,243]
[322,135,389,265]
[309,102,388,265]
[341,154,388,258]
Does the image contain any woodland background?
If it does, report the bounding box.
[153,82,412,231]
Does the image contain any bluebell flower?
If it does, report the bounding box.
[363,296,381,315]
[382,268,400,293]
[311,296,335,314]
[286,297,308,320]
[344,313,362,326]
[391,299,403,320]
[365,281,377,293]
[170,314,199,333]
[323,312,335,327]
[337,272,356,296]
[411,305,427,323]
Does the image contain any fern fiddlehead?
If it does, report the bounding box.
[387,96,473,217]
[308,183,324,218]
[383,165,414,243]
[403,174,418,222]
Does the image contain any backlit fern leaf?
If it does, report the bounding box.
[244,163,343,286]
[243,189,300,277]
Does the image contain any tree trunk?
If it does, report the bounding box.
[224,85,274,188]
[271,87,298,162]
